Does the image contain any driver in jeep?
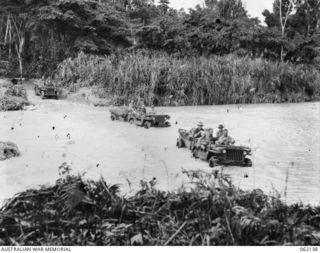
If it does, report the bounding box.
[216,129,235,146]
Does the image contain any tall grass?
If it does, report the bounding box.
[56,51,320,106]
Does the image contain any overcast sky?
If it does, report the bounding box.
[167,0,274,23]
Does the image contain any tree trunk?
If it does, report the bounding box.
[15,36,24,78]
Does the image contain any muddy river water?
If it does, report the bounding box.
[1,87,319,205]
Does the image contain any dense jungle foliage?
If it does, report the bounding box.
[0,0,319,77]
[0,165,320,246]
[0,0,319,104]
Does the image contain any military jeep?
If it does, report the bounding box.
[35,82,59,99]
[110,107,132,122]
[127,112,171,129]
[192,144,252,168]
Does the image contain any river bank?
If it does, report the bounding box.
[0,169,319,246]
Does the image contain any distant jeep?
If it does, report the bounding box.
[110,107,132,121]
[127,112,171,129]
[35,81,59,99]
[192,144,252,168]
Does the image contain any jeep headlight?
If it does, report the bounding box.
[222,150,227,154]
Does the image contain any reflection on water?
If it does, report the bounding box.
[1,99,319,205]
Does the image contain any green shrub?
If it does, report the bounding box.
[0,167,319,246]
[56,52,320,106]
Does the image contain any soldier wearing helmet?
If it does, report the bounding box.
[193,122,204,138]
[216,124,225,139]
[217,129,235,146]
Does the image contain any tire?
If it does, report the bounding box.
[209,157,218,168]
[244,158,252,167]
[176,139,184,148]
[144,121,151,129]
[111,115,116,121]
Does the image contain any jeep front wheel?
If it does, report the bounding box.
[209,157,218,168]
[176,139,184,148]
[244,158,252,167]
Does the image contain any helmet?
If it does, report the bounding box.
[197,122,204,127]
[218,124,224,129]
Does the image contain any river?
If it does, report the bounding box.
[1,85,319,205]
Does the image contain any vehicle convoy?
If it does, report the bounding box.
[34,80,59,99]
[110,107,171,129]
[177,128,252,167]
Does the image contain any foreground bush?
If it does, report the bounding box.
[56,52,320,106]
[0,82,29,111]
[0,141,20,161]
[0,165,319,246]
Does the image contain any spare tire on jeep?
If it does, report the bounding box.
[144,121,151,129]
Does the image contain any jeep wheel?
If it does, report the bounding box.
[244,158,252,167]
[111,114,116,121]
[144,121,151,129]
[209,157,218,168]
[176,139,184,148]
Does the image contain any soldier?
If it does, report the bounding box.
[193,122,204,138]
[217,129,235,146]
[199,128,214,150]
[128,99,134,109]
[140,104,147,114]
[136,100,146,114]
[150,105,156,114]
[193,122,205,150]
[216,124,224,138]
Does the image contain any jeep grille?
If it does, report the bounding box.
[226,149,244,161]
[154,116,165,124]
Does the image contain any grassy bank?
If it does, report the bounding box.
[0,165,319,246]
[55,52,320,106]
